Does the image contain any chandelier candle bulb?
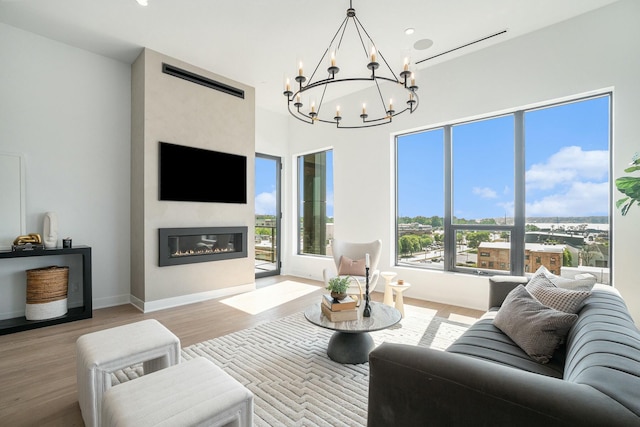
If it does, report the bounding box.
[366,253,370,268]
[403,57,409,71]
[298,62,303,76]
[370,46,377,63]
[411,72,416,86]
[362,103,366,114]
[331,51,336,67]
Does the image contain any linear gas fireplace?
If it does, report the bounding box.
[159,226,248,267]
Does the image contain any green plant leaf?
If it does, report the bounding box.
[616,197,630,209]
[616,176,640,199]
[623,165,640,173]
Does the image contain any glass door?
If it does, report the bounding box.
[255,153,281,277]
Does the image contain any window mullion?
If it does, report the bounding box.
[512,110,525,275]
[444,125,454,271]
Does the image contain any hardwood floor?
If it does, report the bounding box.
[0,275,483,426]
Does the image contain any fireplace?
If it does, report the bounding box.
[158,226,248,267]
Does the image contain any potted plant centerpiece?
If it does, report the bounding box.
[327,276,351,301]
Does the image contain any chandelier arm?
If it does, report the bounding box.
[288,102,314,125]
[316,78,330,116]
[308,16,349,84]
[336,15,350,51]
[352,17,371,59]
[377,48,402,82]
[372,73,387,111]
[307,47,329,87]
[354,15,400,81]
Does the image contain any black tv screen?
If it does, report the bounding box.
[159,141,247,204]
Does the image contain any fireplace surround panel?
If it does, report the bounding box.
[159,226,248,267]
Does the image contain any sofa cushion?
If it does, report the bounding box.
[493,285,578,363]
[526,273,591,314]
[446,313,565,378]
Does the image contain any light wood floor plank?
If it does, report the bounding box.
[0,275,482,426]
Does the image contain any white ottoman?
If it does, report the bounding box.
[76,319,181,427]
[101,357,254,427]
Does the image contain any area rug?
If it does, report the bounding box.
[113,304,471,426]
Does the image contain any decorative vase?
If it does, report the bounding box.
[43,212,58,249]
[331,291,347,301]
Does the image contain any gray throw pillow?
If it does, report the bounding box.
[526,273,591,314]
[493,285,578,363]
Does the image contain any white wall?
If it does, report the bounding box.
[0,23,131,316]
[283,0,640,322]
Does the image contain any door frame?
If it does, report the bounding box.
[255,153,282,278]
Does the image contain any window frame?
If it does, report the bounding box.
[395,93,611,277]
[296,148,333,257]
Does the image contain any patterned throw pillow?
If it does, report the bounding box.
[527,271,591,314]
[493,285,578,363]
[338,255,366,276]
[530,265,596,291]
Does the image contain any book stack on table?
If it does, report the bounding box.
[321,294,358,321]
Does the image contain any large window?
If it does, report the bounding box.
[396,95,610,281]
[298,149,333,255]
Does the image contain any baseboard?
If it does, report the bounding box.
[93,294,131,310]
[129,283,256,313]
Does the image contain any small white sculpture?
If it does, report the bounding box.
[43,211,58,249]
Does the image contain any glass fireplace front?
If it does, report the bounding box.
[158,226,248,267]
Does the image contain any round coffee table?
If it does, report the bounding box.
[304,301,401,364]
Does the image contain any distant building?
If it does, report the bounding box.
[478,242,565,275]
[525,231,584,247]
[398,223,433,236]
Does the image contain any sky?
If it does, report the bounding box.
[255,96,610,221]
[255,157,278,215]
[397,95,610,220]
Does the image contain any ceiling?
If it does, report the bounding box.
[0,0,619,115]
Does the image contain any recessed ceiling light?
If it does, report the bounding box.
[405,28,415,36]
[414,38,434,50]
[136,0,148,6]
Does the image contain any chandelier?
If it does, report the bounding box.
[283,1,419,129]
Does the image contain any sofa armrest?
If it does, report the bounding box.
[368,343,637,427]
[488,275,529,309]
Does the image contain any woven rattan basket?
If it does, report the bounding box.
[25,265,69,320]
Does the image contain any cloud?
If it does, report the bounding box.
[526,146,608,191]
[473,187,498,199]
[255,191,276,215]
[526,181,609,216]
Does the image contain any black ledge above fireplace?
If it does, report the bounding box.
[159,226,248,267]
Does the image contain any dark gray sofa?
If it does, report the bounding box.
[367,279,640,426]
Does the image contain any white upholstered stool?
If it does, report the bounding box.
[101,357,254,427]
[76,319,181,427]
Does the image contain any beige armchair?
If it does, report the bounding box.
[322,239,382,303]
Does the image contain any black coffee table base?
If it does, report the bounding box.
[327,331,375,364]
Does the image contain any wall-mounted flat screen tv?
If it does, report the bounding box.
[159,141,247,204]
